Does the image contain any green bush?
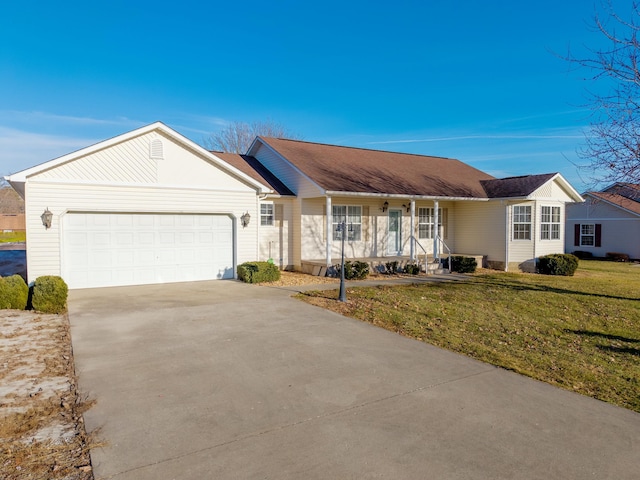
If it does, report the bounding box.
[31,276,69,313]
[0,278,10,309]
[443,256,477,273]
[404,263,421,275]
[537,254,579,276]
[0,275,29,310]
[237,261,281,283]
[385,261,399,274]
[343,260,370,280]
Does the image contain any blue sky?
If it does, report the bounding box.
[0,1,630,191]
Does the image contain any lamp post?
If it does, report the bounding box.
[338,220,347,302]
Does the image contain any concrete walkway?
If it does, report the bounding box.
[69,279,640,480]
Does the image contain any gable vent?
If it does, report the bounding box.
[150,139,164,159]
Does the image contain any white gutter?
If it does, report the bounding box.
[323,191,490,202]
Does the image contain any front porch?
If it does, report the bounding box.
[300,253,486,277]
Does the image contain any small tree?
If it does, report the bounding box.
[204,119,302,154]
[567,1,640,185]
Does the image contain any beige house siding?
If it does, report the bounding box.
[453,201,505,267]
[531,180,576,202]
[258,199,295,269]
[534,201,567,259]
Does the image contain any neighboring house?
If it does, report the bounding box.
[565,183,640,260]
[0,186,26,231]
[5,122,583,289]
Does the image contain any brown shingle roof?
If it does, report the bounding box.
[480,173,557,198]
[602,183,640,201]
[259,137,496,198]
[0,187,25,214]
[213,152,295,196]
[587,191,640,216]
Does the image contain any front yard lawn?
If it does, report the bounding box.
[298,260,640,412]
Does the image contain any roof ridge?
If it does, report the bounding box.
[259,136,458,161]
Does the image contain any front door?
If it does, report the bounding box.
[387,209,402,255]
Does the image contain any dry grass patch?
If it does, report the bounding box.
[0,310,99,479]
[298,260,640,412]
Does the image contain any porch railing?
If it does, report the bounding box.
[410,236,428,273]
[436,234,452,274]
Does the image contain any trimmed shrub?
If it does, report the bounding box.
[572,250,593,260]
[31,276,69,314]
[1,275,29,310]
[0,278,10,309]
[404,263,421,275]
[443,256,477,274]
[537,254,579,276]
[606,252,630,262]
[385,261,399,274]
[237,261,281,284]
[343,260,370,280]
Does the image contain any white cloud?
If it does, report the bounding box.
[0,126,99,176]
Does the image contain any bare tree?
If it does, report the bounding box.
[568,1,640,185]
[204,119,301,153]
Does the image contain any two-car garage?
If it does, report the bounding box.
[62,213,235,289]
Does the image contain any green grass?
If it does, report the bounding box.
[298,260,640,412]
[0,231,25,243]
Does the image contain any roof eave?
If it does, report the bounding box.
[323,191,489,201]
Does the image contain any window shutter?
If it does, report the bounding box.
[275,204,283,224]
[362,206,369,241]
[595,224,602,247]
[574,224,580,247]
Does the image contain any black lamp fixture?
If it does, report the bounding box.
[402,204,411,213]
[41,208,53,229]
[381,201,389,212]
[240,212,251,228]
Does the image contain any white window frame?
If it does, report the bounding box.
[417,207,444,240]
[332,205,362,241]
[540,206,561,240]
[260,203,274,227]
[512,205,532,240]
[580,224,595,246]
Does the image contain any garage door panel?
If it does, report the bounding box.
[63,213,234,288]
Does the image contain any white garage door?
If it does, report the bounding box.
[62,213,234,289]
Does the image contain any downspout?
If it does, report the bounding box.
[326,196,332,267]
[504,202,509,272]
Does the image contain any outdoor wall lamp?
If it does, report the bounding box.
[381,201,389,212]
[240,212,251,228]
[402,204,411,213]
[41,208,53,229]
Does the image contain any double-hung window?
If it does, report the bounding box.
[260,203,274,226]
[512,205,532,240]
[580,224,595,246]
[418,208,442,239]
[332,205,362,241]
[540,206,561,240]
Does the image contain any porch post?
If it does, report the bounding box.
[326,196,332,267]
[433,200,439,260]
[410,200,416,261]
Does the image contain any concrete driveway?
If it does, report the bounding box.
[69,280,640,480]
